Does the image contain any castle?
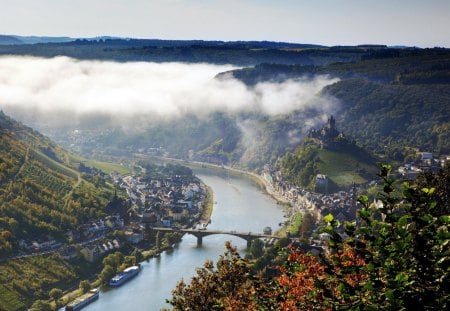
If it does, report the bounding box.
[307,116,345,148]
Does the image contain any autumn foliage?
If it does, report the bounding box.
[168,165,449,310]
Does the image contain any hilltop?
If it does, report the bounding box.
[278,116,377,192]
[219,48,450,159]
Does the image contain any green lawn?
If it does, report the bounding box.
[69,154,131,175]
[317,149,377,188]
[83,160,131,175]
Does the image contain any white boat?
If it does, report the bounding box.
[109,266,141,287]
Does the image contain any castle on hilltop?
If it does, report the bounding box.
[307,116,345,148]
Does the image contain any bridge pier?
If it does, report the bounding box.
[197,235,203,247]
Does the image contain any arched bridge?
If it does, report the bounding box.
[151,227,280,248]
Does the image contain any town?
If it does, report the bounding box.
[5,164,208,264]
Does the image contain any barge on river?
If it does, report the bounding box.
[109,265,141,287]
[65,288,99,311]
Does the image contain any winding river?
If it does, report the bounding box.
[83,167,284,310]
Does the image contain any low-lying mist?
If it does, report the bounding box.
[0,56,340,165]
[0,56,338,124]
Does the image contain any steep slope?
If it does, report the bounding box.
[279,134,378,192]
[0,112,127,310]
[0,111,118,257]
[222,48,450,159]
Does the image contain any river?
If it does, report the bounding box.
[83,167,284,310]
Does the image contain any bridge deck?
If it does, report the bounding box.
[151,227,279,240]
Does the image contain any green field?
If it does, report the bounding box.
[317,149,377,188]
[69,154,131,175]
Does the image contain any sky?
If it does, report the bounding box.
[1,0,449,47]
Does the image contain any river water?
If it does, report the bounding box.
[84,167,284,310]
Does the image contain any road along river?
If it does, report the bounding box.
[83,166,284,310]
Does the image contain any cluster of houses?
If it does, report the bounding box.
[79,239,121,262]
[18,238,62,253]
[112,171,205,229]
[56,168,206,263]
[17,170,206,263]
[262,165,361,228]
[16,215,126,261]
[398,152,449,179]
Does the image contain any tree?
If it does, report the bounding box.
[49,287,63,301]
[249,239,264,258]
[168,165,449,310]
[102,252,124,272]
[99,265,115,284]
[165,232,182,245]
[168,241,258,310]
[299,212,314,238]
[79,280,91,293]
[131,248,144,263]
[276,164,449,310]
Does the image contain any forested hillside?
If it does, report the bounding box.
[0,112,127,310]
[224,48,450,159]
[0,111,119,257]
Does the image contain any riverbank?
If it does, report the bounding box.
[200,184,214,223]
[137,155,300,226]
[139,155,282,202]
[62,160,285,311]
[51,178,214,310]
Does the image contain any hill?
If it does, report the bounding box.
[278,118,378,192]
[0,111,129,309]
[0,111,122,256]
[0,35,23,45]
[0,39,370,66]
[221,48,450,159]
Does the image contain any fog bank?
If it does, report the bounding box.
[0,56,339,122]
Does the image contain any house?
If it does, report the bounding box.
[170,206,188,221]
[80,245,103,262]
[124,230,144,244]
[162,216,173,227]
[420,152,433,161]
[315,174,329,193]
[59,246,78,260]
[398,165,421,179]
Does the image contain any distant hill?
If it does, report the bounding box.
[0,38,364,66]
[222,48,450,158]
[0,35,74,45]
[0,34,326,48]
[0,35,23,45]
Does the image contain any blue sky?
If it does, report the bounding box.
[1,0,449,47]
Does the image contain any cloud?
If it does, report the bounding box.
[0,56,339,124]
